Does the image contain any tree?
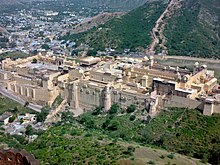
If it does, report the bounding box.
[41,44,50,50]
[107,120,119,131]
[92,107,102,115]
[24,101,29,107]
[87,49,97,56]
[45,37,51,43]
[129,115,136,121]
[25,125,33,135]
[71,50,79,56]
[32,58,38,63]
[9,116,16,123]
[109,104,120,114]
[36,111,49,122]
[79,114,95,129]
[127,104,136,113]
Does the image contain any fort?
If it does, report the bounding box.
[0,53,220,116]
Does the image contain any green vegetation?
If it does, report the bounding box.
[26,125,134,164]
[0,96,33,115]
[61,0,220,57]
[8,116,15,123]
[0,132,24,149]
[36,108,49,123]
[32,58,38,64]
[41,44,50,50]
[0,96,219,164]
[164,0,220,57]
[61,107,220,164]
[51,95,63,108]
[0,51,31,61]
[25,125,33,136]
[61,0,168,52]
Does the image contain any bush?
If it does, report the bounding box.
[9,116,16,123]
[36,110,49,122]
[148,160,155,164]
[107,120,119,131]
[127,104,136,113]
[127,146,135,152]
[109,104,120,114]
[160,155,165,159]
[32,58,38,63]
[167,153,175,159]
[92,107,102,115]
[129,115,136,121]
[25,125,33,136]
[24,101,29,107]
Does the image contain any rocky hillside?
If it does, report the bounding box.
[164,0,220,57]
[0,0,31,5]
[63,0,168,52]
[66,0,220,57]
[0,0,29,13]
[72,0,148,11]
[0,0,148,12]
[70,12,124,34]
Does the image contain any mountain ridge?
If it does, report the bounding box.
[66,0,220,57]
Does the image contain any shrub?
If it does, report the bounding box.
[25,125,33,136]
[109,104,120,114]
[9,116,16,123]
[92,107,102,115]
[32,58,38,63]
[148,160,155,164]
[160,155,165,159]
[127,104,136,113]
[129,115,136,121]
[167,153,175,159]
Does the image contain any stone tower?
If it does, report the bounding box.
[104,84,111,111]
[141,74,149,87]
[71,81,79,109]
[150,56,154,68]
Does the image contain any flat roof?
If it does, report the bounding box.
[175,88,197,94]
[18,62,59,71]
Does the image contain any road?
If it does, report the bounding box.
[0,87,42,112]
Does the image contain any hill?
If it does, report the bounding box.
[0,0,29,14]
[164,0,220,57]
[70,0,147,11]
[62,0,168,52]
[0,96,215,164]
[66,0,220,57]
[70,12,124,34]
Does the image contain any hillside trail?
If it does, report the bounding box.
[148,0,183,54]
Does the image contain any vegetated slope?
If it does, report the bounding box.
[24,0,148,13]
[0,100,212,164]
[0,0,28,14]
[25,125,133,164]
[64,0,168,52]
[71,12,124,34]
[164,0,220,57]
[71,0,148,11]
[74,107,220,164]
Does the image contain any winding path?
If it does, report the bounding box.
[148,0,182,54]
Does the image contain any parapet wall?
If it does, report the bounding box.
[164,95,204,110]
[0,149,39,165]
